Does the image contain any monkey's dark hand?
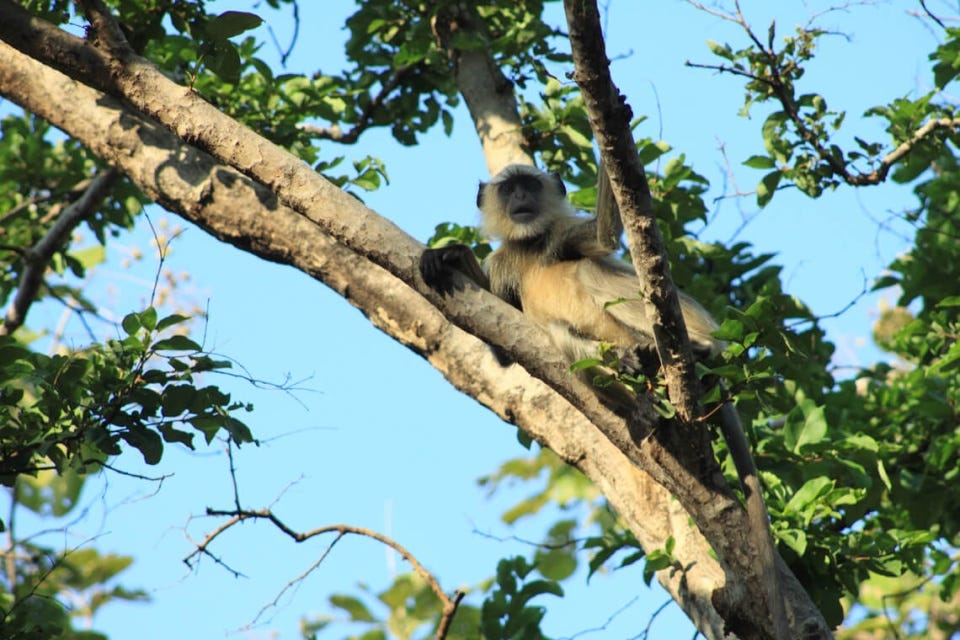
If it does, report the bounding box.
[616,342,659,380]
[419,245,489,295]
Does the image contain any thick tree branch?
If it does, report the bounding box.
[1,168,119,336]
[562,2,830,639]
[431,5,532,173]
[0,36,743,635]
[0,6,829,637]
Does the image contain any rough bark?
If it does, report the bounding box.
[562,2,829,638]
[564,0,701,422]
[0,3,830,637]
[0,37,740,637]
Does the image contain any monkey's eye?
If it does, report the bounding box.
[499,176,542,197]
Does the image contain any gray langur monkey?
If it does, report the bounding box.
[421,164,720,374]
[420,163,789,639]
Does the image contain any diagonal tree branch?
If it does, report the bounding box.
[562,2,829,638]
[0,31,743,637]
[0,4,830,637]
[1,167,119,336]
[562,0,701,423]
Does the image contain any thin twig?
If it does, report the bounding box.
[919,0,947,30]
[187,509,464,640]
[299,65,412,144]
[686,0,960,188]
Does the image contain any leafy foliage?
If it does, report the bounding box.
[0,308,254,485]
[480,557,562,640]
[1,542,146,640]
[302,573,473,640]
[6,0,960,637]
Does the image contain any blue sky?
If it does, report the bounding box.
[5,1,941,638]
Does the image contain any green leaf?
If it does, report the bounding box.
[120,427,164,465]
[785,477,833,514]
[352,170,381,191]
[569,357,603,372]
[778,528,808,555]
[534,549,576,581]
[638,140,671,165]
[516,428,533,449]
[936,295,960,308]
[441,110,454,136]
[743,154,776,169]
[156,313,191,332]
[706,39,735,61]
[206,11,263,39]
[784,405,828,452]
[652,397,676,419]
[517,579,563,602]
[641,549,672,585]
[139,307,158,331]
[152,335,202,352]
[586,545,618,580]
[842,433,878,453]
[68,245,106,270]
[158,424,195,449]
[204,39,242,84]
[161,385,196,417]
[876,460,892,491]
[121,313,141,336]
[330,594,376,622]
[221,415,254,444]
[756,170,782,208]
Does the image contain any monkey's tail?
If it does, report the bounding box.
[718,402,791,640]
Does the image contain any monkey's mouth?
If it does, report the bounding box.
[510,209,538,223]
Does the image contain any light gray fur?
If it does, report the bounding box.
[479,164,721,365]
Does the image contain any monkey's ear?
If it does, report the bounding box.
[476,181,487,208]
[550,172,566,196]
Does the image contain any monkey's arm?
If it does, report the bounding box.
[554,162,624,260]
[419,244,490,294]
[420,245,517,367]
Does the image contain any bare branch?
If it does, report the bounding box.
[267,0,300,67]
[919,0,948,30]
[193,509,464,640]
[1,167,119,336]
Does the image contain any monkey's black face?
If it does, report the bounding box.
[498,175,544,223]
[478,166,568,242]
